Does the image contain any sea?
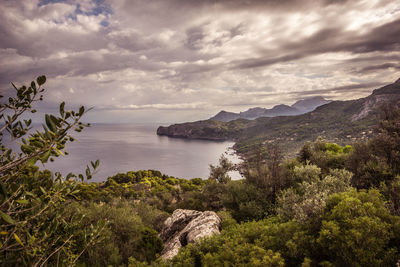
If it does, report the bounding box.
[40,123,242,182]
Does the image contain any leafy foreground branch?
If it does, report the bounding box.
[0,76,102,266]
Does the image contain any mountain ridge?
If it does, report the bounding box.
[157,78,400,155]
[210,96,330,122]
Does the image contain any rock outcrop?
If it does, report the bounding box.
[159,209,221,260]
[351,80,400,121]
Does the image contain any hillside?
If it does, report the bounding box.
[157,78,400,155]
[210,96,330,122]
[5,75,400,266]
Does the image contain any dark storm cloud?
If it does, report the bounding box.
[345,54,400,64]
[354,18,400,53]
[110,30,162,52]
[184,26,205,50]
[235,54,306,69]
[220,81,385,105]
[290,82,385,97]
[235,18,400,70]
[357,63,400,74]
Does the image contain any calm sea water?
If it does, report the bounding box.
[41,123,241,182]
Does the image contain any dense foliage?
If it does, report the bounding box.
[169,105,400,266]
[2,76,400,266]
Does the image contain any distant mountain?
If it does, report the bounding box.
[265,104,299,117]
[240,107,269,119]
[210,111,240,122]
[157,78,400,155]
[292,96,331,113]
[210,96,330,122]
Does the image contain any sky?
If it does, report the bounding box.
[0,0,400,123]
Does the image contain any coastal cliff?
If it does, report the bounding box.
[157,119,253,141]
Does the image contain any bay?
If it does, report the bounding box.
[43,123,242,182]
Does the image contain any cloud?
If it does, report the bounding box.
[234,17,400,70]
[100,102,209,110]
[0,0,399,123]
[357,63,400,73]
[184,26,205,51]
[289,82,386,97]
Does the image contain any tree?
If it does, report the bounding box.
[298,137,352,174]
[208,154,235,184]
[223,180,273,221]
[346,105,400,189]
[243,144,285,196]
[0,76,103,266]
[370,105,400,175]
[277,165,352,223]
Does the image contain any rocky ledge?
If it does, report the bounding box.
[159,209,221,260]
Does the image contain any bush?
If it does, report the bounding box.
[298,138,352,173]
[172,217,311,266]
[223,180,273,222]
[316,189,400,266]
[70,199,164,266]
[277,165,352,223]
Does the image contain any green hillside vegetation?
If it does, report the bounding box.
[2,76,400,266]
[158,79,400,157]
[159,98,377,156]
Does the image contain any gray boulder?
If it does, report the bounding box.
[159,209,221,260]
